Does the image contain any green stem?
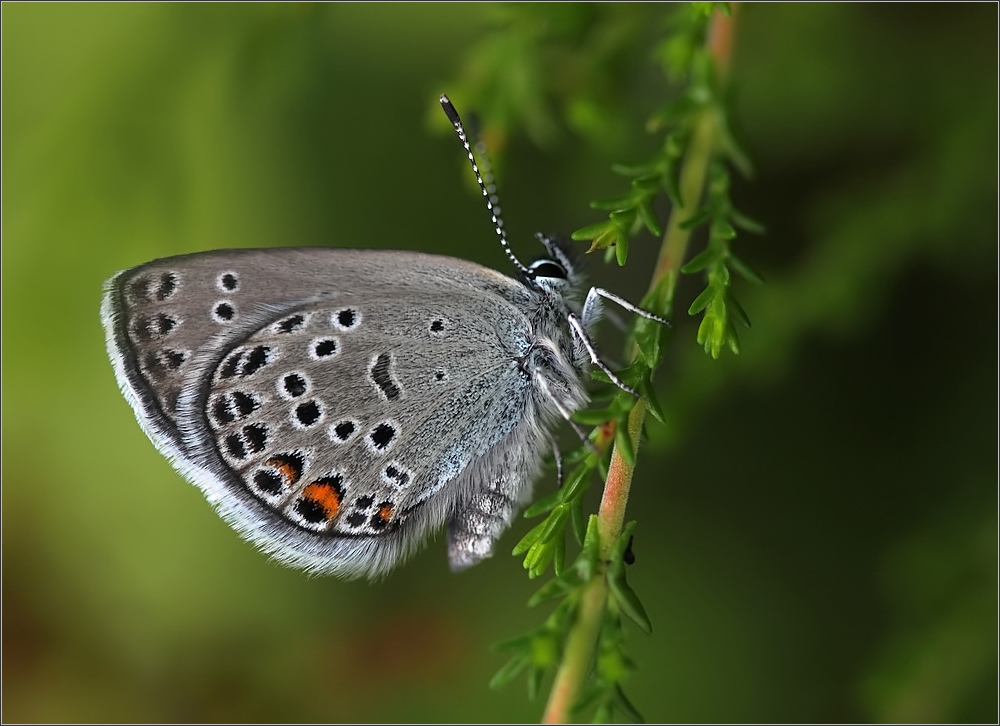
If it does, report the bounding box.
[541,577,606,724]
[539,7,737,722]
[651,113,715,300]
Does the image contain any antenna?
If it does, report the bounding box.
[439,94,529,275]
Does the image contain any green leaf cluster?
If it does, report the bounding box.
[681,163,763,357]
[575,605,645,724]
[495,517,651,722]
[441,4,658,150]
[570,5,724,265]
[654,2,731,83]
[572,2,760,360]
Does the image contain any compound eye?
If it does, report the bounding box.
[529,260,567,280]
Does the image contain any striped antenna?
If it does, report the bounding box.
[439,94,529,275]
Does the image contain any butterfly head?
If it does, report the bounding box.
[524,232,585,301]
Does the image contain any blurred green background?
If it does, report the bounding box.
[2,3,996,723]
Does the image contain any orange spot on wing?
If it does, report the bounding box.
[378,503,394,523]
[303,481,342,520]
[264,456,302,485]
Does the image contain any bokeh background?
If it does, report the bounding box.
[3,3,996,723]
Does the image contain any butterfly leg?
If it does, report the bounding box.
[566,313,638,397]
[547,432,564,488]
[582,286,670,329]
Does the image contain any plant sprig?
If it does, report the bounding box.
[681,162,764,356]
[442,3,754,722]
[572,2,759,360]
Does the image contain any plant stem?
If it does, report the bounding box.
[598,399,647,558]
[541,576,607,723]
[650,111,715,293]
[540,7,738,723]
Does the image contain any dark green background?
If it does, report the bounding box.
[3,3,996,723]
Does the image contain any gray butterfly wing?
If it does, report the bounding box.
[102,247,543,578]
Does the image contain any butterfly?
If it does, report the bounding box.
[101,95,666,578]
